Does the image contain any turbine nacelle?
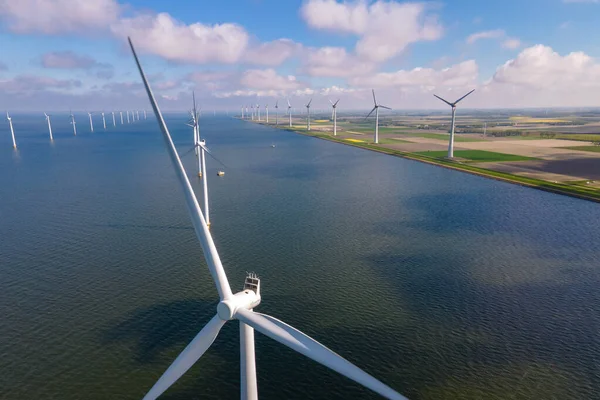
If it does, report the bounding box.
[217,276,262,321]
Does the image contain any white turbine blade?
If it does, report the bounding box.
[329,99,334,106]
[235,309,407,400]
[365,106,377,119]
[199,144,228,168]
[128,37,233,300]
[142,314,226,400]
[379,105,392,110]
[433,94,453,107]
[372,89,377,105]
[334,99,340,107]
[454,89,475,105]
[287,99,291,108]
[307,98,312,107]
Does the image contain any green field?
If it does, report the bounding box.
[560,146,600,153]
[555,134,600,142]
[414,150,537,162]
[377,138,412,144]
[413,133,483,142]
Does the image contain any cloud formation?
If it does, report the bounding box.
[0,75,82,93]
[240,69,302,90]
[41,51,100,69]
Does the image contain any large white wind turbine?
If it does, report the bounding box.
[287,99,292,127]
[137,110,140,121]
[102,112,107,130]
[330,99,340,136]
[6,112,16,148]
[126,111,130,124]
[274,100,279,125]
[265,104,268,123]
[305,98,312,131]
[112,111,116,127]
[433,89,475,158]
[120,111,124,125]
[88,112,94,132]
[366,90,391,144]
[129,37,407,400]
[186,92,202,176]
[257,104,261,121]
[44,113,53,141]
[144,110,147,119]
[251,105,255,121]
[241,106,245,119]
[69,110,77,136]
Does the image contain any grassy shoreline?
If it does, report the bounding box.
[260,122,600,203]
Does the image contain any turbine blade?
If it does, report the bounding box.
[365,106,377,119]
[235,309,407,400]
[329,99,334,106]
[142,315,226,400]
[379,105,392,110]
[307,98,312,107]
[433,94,453,107]
[334,99,340,107]
[454,89,475,105]
[199,143,228,168]
[287,99,291,108]
[372,89,377,106]
[128,37,233,300]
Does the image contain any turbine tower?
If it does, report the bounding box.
[127,110,130,124]
[112,111,116,127]
[241,106,244,119]
[144,110,147,119]
[6,112,16,148]
[330,99,340,136]
[129,37,407,400]
[274,100,279,125]
[305,98,312,131]
[287,99,292,127]
[120,111,124,124]
[69,110,77,136]
[265,104,268,123]
[137,110,140,121]
[44,113,53,141]
[366,89,391,144]
[102,112,106,130]
[433,89,475,158]
[257,104,261,121]
[88,112,94,132]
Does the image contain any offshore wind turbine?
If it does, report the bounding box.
[129,37,407,400]
[274,100,279,125]
[126,110,130,124]
[6,112,16,148]
[433,89,475,158]
[305,98,312,131]
[112,111,116,127]
[101,112,107,130]
[69,110,77,136]
[88,112,94,132]
[257,104,261,121]
[44,112,53,141]
[120,111,124,124]
[265,104,269,123]
[241,106,244,119]
[366,89,391,144]
[330,99,340,136]
[137,110,140,121]
[287,99,292,127]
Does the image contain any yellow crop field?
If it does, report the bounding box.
[345,138,365,143]
[509,116,570,123]
[314,119,329,123]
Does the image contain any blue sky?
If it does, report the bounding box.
[0,0,599,111]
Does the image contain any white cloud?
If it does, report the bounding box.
[501,38,521,50]
[301,0,442,63]
[244,39,302,66]
[302,47,374,77]
[240,69,302,90]
[466,29,505,44]
[0,75,82,93]
[111,13,249,64]
[41,51,100,69]
[0,0,120,34]
[349,60,479,89]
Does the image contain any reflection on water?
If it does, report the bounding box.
[0,115,599,399]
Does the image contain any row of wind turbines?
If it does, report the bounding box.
[5,109,147,149]
[242,88,475,159]
[129,36,408,400]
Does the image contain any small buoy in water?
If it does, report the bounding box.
[271,144,276,148]
[217,171,225,176]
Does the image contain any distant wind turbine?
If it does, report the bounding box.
[305,98,312,131]
[128,36,408,400]
[120,111,124,124]
[112,111,116,127]
[126,110,130,124]
[366,90,391,144]
[102,112,106,130]
[251,105,255,121]
[330,99,340,136]
[44,113,53,141]
[88,112,94,132]
[274,100,279,125]
[69,110,77,136]
[6,112,16,148]
[433,89,475,158]
[257,104,261,121]
[287,99,292,127]
[137,110,140,121]
[241,106,244,119]
[144,110,147,119]
[265,104,269,123]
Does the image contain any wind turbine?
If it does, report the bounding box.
[241,106,245,119]
[44,113,53,141]
[274,100,279,125]
[186,92,202,176]
[137,110,140,121]
[129,37,407,400]
[112,111,116,127]
[433,89,475,158]
[330,99,340,136]
[88,112,94,132]
[101,112,107,130]
[127,110,130,124]
[287,99,292,127]
[257,104,261,121]
[251,105,255,121]
[120,111,124,124]
[144,110,147,119]
[69,110,77,136]
[366,90,391,144]
[6,112,16,148]
[305,98,312,131]
[265,104,269,123]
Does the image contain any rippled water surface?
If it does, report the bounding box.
[1,114,600,399]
